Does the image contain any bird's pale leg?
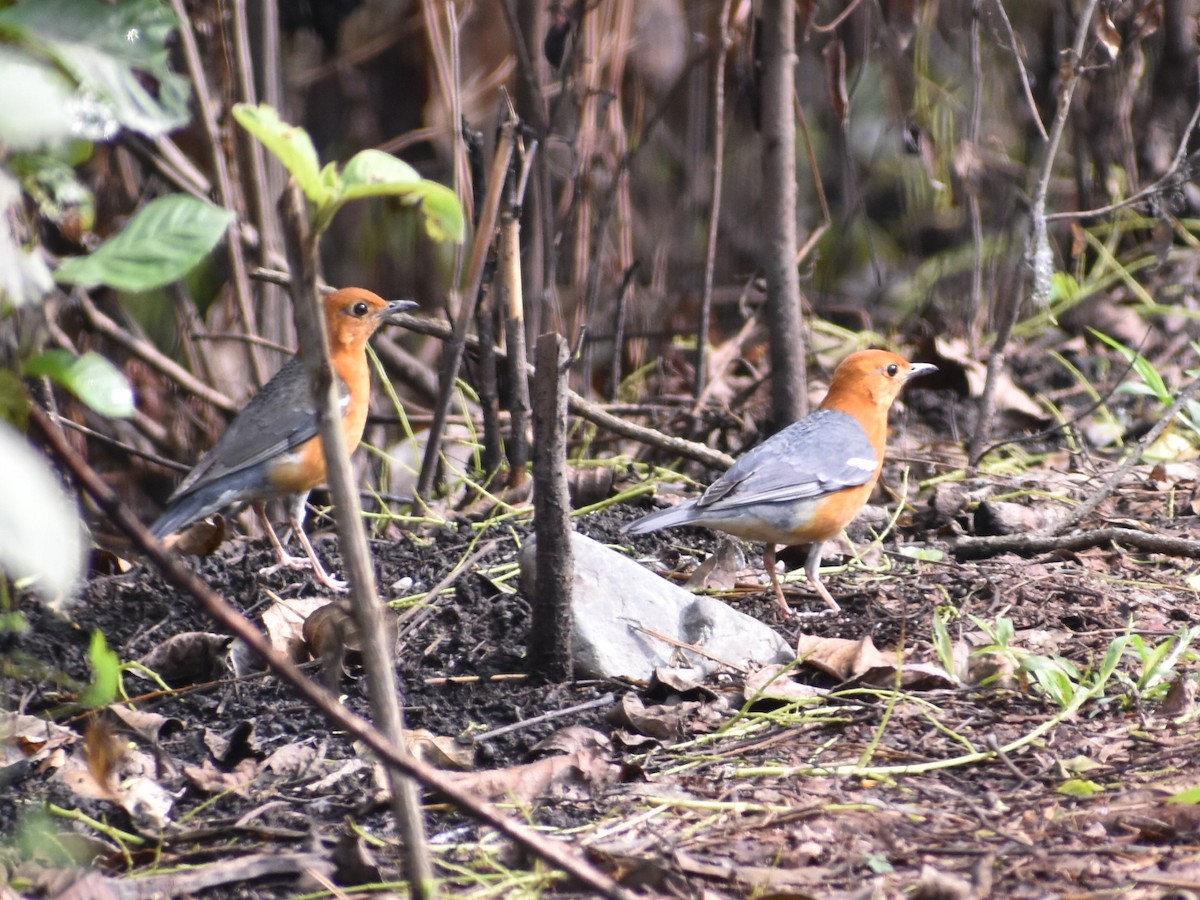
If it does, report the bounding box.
[257,495,348,591]
[763,544,793,618]
[804,541,842,612]
[255,501,307,568]
[286,493,348,591]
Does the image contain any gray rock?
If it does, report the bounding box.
[520,532,794,681]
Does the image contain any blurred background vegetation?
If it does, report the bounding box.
[3,0,1200,543]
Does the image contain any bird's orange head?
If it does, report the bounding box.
[818,349,936,439]
[322,288,417,351]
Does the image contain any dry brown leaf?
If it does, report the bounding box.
[684,538,744,591]
[107,704,183,744]
[262,596,330,662]
[532,725,612,757]
[1,712,77,765]
[743,663,827,702]
[260,741,323,779]
[407,728,475,770]
[136,631,229,686]
[847,660,958,691]
[184,757,258,795]
[171,517,226,557]
[795,634,890,680]
[443,750,618,804]
[613,692,699,742]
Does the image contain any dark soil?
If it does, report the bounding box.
[6,434,1200,897]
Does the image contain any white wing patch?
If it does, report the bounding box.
[845,456,876,472]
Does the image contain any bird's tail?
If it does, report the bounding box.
[621,500,700,535]
[149,493,215,540]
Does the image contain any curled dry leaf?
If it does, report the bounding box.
[170,516,226,556]
[262,595,330,662]
[795,633,891,681]
[1,711,78,764]
[136,631,229,686]
[406,728,475,770]
[107,704,183,744]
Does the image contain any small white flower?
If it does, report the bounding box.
[126,28,139,42]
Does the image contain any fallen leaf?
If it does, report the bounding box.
[136,632,229,686]
[743,664,827,702]
[795,634,891,680]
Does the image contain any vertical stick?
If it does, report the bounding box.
[416,114,516,500]
[695,0,734,398]
[278,183,433,899]
[500,201,531,486]
[529,332,574,681]
[760,0,807,427]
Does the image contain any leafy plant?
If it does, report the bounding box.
[1089,328,1200,457]
[1116,626,1198,703]
[81,629,122,707]
[0,0,238,602]
[232,102,464,240]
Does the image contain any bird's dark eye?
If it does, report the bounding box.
[351,301,370,317]
[886,363,899,377]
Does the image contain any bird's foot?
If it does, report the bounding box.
[259,552,348,592]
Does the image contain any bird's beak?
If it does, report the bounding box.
[907,362,938,380]
[381,299,419,322]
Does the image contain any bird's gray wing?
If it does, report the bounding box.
[696,409,877,512]
[170,357,350,500]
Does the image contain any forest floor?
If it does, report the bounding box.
[6,353,1200,899]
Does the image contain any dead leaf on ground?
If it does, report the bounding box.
[743,664,828,702]
[407,728,475,770]
[440,750,620,804]
[684,537,744,591]
[184,757,258,795]
[170,517,227,556]
[796,634,891,680]
[107,704,183,744]
[1,712,77,765]
[260,741,324,779]
[611,692,723,742]
[262,596,330,662]
[136,631,229,686]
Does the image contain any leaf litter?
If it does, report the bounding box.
[7,361,1200,895]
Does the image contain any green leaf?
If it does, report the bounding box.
[0,0,189,138]
[82,630,121,707]
[1057,778,1105,798]
[1167,786,1200,805]
[323,149,464,241]
[232,103,328,205]
[339,149,421,199]
[408,180,466,243]
[55,194,234,292]
[0,419,86,605]
[26,349,134,418]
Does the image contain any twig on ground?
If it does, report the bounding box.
[472,692,615,744]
